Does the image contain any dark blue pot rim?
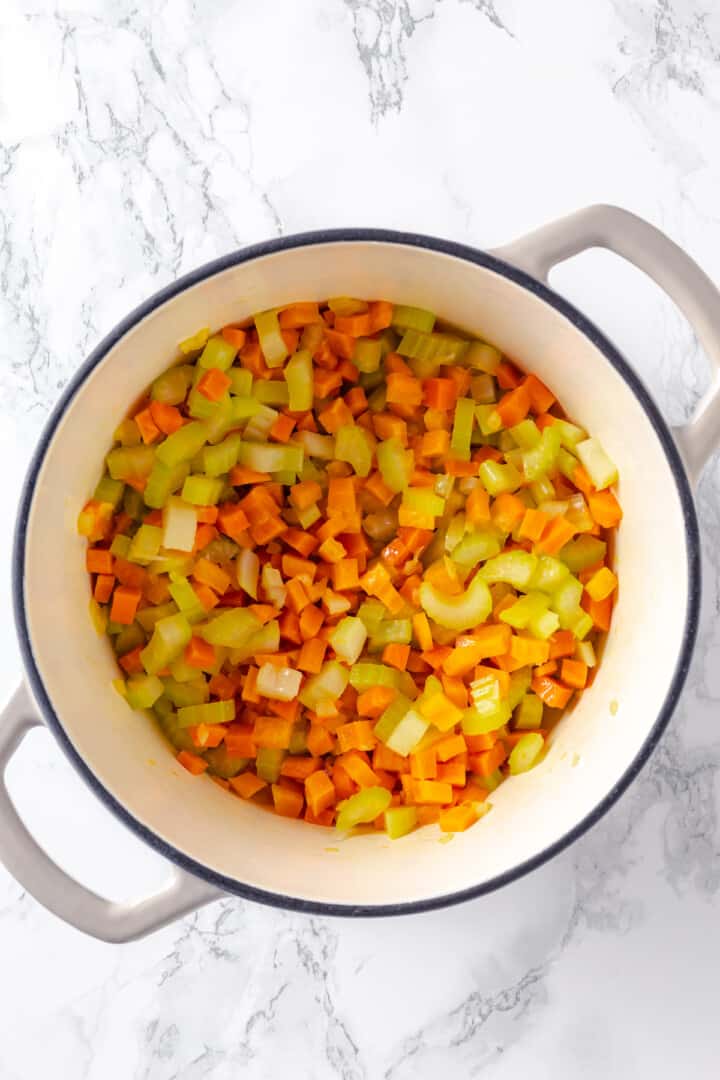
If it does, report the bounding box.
[12,229,701,918]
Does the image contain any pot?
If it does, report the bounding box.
[2,205,718,942]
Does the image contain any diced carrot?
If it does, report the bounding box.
[216,503,250,543]
[278,302,321,328]
[305,770,337,816]
[134,406,161,444]
[465,485,491,525]
[149,401,184,435]
[336,720,378,753]
[495,383,531,427]
[495,361,522,389]
[230,772,267,799]
[518,508,549,542]
[270,413,296,443]
[93,573,115,604]
[407,779,453,805]
[535,516,576,555]
[194,523,219,552]
[189,723,226,749]
[534,659,558,678]
[373,413,408,443]
[184,636,217,670]
[290,481,322,511]
[110,585,142,625]
[561,658,588,689]
[193,581,220,612]
[197,367,232,402]
[118,644,144,674]
[523,373,555,413]
[491,492,525,533]
[531,675,574,709]
[587,490,623,528]
[229,466,272,485]
[280,756,321,781]
[548,630,575,659]
[582,592,614,632]
[192,557,232,595]
[510,635,550,666]
[298,638,327,674]
[471,742,508,777]
[332,558,360,590]
[465,732,499,753]
[86,548,114,575]
[177,750,208,776]
[438,803,479,832]
[339,753,379,789]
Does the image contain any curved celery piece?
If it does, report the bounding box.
[465,341,502,373]
[576,437,618,490]
[510,419,542,449]
[106,445,156,483]
[284,349,313,411]
[125,674,164,710]
[253,380,289,407]
[529,555,571,593]
[450,397,475,461]
[256,747,286,782]
[299,660,350,709]
[236,441,304,475]
[228,367,253,397]
[508,733,544,775]
[197,335,237,371]
[419,574,492,631]
[475,768,503,792]
[479,460,522,495]
[229,620,281,665]
[176,699,234,729]
[471,373,496,404]
[144,460,190,510]
[497,430,516,454]
[205,394,236,445]
[336,425,373,478]
[168,577,206,624]
[521,426,562,483]
[156,420,209,467]
[205,747,249,779]
[161,676,209,708]
[151,365,193,404]
[169,655,203,683]
[377,437,412,493]
[385,806,418,839]
[576,639,597,668]
[93,474,125,509]
[255,309,288,368]
[237,548,259,600]
[514,693,544,731]
[480,551,538,590]
[336,787,392,832]
[392,305,435,333]
[445,512,467,553]
[136,602,178,633]
[141,613,192,675]
[507,667,532,710]
[201,434,242,478]
[500,591,549,630]
[530,475,555,504]
[199,609,261,648]
[353,338,383,373]
[451,530,502,569]
[127,524,163,565]
[328,616,368,664]
[349,663,412,695]
[475,404,503,436]
[181,475,224,506]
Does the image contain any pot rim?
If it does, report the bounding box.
[12,228,701,917]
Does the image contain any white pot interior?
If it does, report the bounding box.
[21,240,692,907]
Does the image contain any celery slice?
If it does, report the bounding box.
[176,699,234,728]
[230,396,262,421]
[499,591,549,630]
[256,663,302,702]
[328,297,368,316]
[197,336,237,371]
[475,404,503,436]
[374,696,428,756]
[353,338,383,373]
[284,349,313,411]
[480,551,538,589]
[168,577,206,624]
[529,555,571,593]
[299,661,350,709]
[93,474,125,509]
[127,524,162,565]
[337,787,392,832]
[398,330,468,375]
[161,497,196,553]
[451,530,502,569]
[479,460,522,495]
[136,602,178,632]
[181,475,224,506]
[514,693,544,731]
[151,365,193,404]
[450,397,475,461]
[161,676,209,708]
[576,437,618,490]
[419,574,491,631]
[522,427,562,482]
[144,460,190,510]
[509,733,544,774]
[462,699,511,735]
[357,600,388,635]
[328,616,368,664]
[141,613,192,675]
[392,305,435,333]
[237,548,259,599]
[202,433,242,478]
[510,419,542,449]
[336,425,373,478]
[205,747,249,779]
[228,368,253,397]
[256,747,285,783]
[125,674,164,710]
[402,488,445,518]
[110,534,131,558]
[470,373,496,404]
[377,437,412,493]
[255,309,288,368]
[367,619,412,648]
[243,404,278,441]
[106,445,155,483]
[507,667,532,709]
[199,609,261,648]
[385,806,418,839]
[253,381,289,407]
[236,441,304,476]
[465,341,502,373]
[296,430,336,461]
[156,421,209,467]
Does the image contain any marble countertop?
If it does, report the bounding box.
[2,1,720,1076]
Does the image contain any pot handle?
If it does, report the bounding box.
[493,204,720,484]
[0,683,222,942]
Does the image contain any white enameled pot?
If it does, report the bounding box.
[2,206,719,942]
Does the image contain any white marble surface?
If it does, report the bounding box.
[1,1,720,1076]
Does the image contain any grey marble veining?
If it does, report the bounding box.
[1,1,720,1076]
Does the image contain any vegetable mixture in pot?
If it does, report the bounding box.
[78,297,621,837]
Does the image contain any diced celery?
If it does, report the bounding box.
[498,430,516,453]
[529,555,571,593]
[530,475,555,504]
[181,475,224,506]
[127,524,163,565]
[110,534,131,558]
[202,433,242,478]
[367,619,412,648]
[89,598,108,636]
[353,338,383,373]
[256,663,302,702]
[296,504,321,529]
[288,720,309,756]
[576,437,618,490]
[255,309,288,368]
[125,674,164,710]
[568,609,594,640]
[474,768,503,792]
[514,693,544,730]
[385,806,418,839]
[508,733,544,774]
[328,297,368,316]
[553,418,586,449]
[169,655,202,683]
[299,661,350,709]
[445,512,467,553]
[141,613,192,675]
[136,602,178,632]
[419,574,492,631]
[377,437,412,493]
[465,341,502,373]
[161,676,209,708]
[499,591,549,630]
[522,426,562,482]
[204,394,236,445]
[507,667,532,709]
[575,639,597,667]
[229,620,281,665]
[392,305,435,333]
[561,541,609,582]
[284,349,313,411]
[480,551,538,589]
[188,376,228,419]
[205,747,249,779]
[557,447,580,482]
[475,404,503,436]
[151,365,193,404]
[296,430,336,461]
[336,425,373,478]
[462,699,511,735]
[162,496,197,552]
[328,616,368,664]
[450,397,475,461]
[231,396,262,421]
[510,419,542,449]
[243,404,278,441]
[93,474,125,509]
[256,747,286,782]
[479,460,522,495]
[144,460,190,510]
[199,609,261,648]
[367,386,387,413]
[261,565,286,607]
[551,577,584,628]
[357,600,388,635]
[349,663,413,696]
[528,608,560,639]
[228,367,253,397]
[114,418,141,447]
[402,488,445,518]
[470,373,496,404]
[565,493,593,533]
[114,622,145,656]
[168,577,206,624]
[236,441,304,476]
[451,530,503,569]
[176,699,234,728]
[237,548,259,599]
[197,335,237,371]
[399,330,468,375]
[374,696,428,756]
[106,445,156,483]
[336,787,392,832]
[156,421,209,467]
[253,380,289,407]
